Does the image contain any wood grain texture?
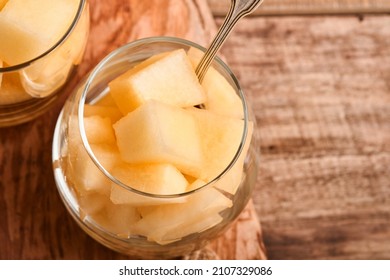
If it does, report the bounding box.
[216,14,390,259]
[0,0,265,260]
[208,0,390,16]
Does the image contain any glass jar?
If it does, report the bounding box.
[52,37,259,259]
[0,0,89,127]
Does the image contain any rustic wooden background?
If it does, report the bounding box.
[1,0,390,259]
[213,4,390,258]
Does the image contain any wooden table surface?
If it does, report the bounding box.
[1,0,390,260]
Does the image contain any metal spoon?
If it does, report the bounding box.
[195,0,265,82]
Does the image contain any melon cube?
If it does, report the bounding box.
[0,0,79,65]
[110,163,188,206]
[70,143,120,195]
[159,213,223,244]
[133,187,232,244]
[84,104,123,124]
[0,71,31,105]
[187,107,244,182]
[87,118,115,145]
[114,100,203,178]
[109,49,206,114]
[214,121,254,194]
[89,202,141,237]
[187,48,244,119]
[94,92,117,107]
[78,192,108,219]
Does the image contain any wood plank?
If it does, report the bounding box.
[216,14,390,259]
[0,0,266,260]
[208,0,390,16]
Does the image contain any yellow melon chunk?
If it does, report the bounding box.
[87,115,116,144]
[110,163,188,206]
[214,121,254,194]
[159,213,223,244]
[0,71,31,105]
[187,47,244,119]
[94,92,117,107]
[78,192,108,218]
[109,49,206,114]
[84,104,123,124]
[133,187,232,244]
[114,101,203,178]
[70,143,120,195]
[89,202,141,237]
[187,107,244,182]
[0,0,79,66]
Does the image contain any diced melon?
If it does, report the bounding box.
[114,100,203,178]
[0,71,31,105]
[0,0,79,66]
[214,121,254,194]
[78,192,108,219]
[84,116,115,144]
[187,107,244,182]
[109,49,206,114]
[94,92,117,107]
[159,213,223,244]
[110,163,188,206]
[133,187,232,244]
[70,143,120,195]
[84,104,123,123]
[0,0,8,10]
[187,47,244,119]
[187,179,207,192]
[89,202,141,237]
[69,115,116,147]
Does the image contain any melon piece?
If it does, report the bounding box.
[84,104,123,124]
[187,107,244,182]
[70,143,120,195]
[78,192,108,219]
[0,0,79,66]
[0,0,8,10]
[69,115,116,148]
[214,121,254,194]
[0,71,31,105]
[187,47,244,119]
[133,187,232,244]
[114,100,203,178]
[94,92,117,107]
[109,49,206,114]
[89,202,141,237]
[110,163,188,206]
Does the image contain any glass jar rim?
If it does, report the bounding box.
[78,36,250,199]
[0,0,87,73]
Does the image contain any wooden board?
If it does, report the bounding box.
[208,0,390,16]
[216,14,390,259]
[0,0,266,260]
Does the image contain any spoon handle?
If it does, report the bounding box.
[195,0,265,82]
